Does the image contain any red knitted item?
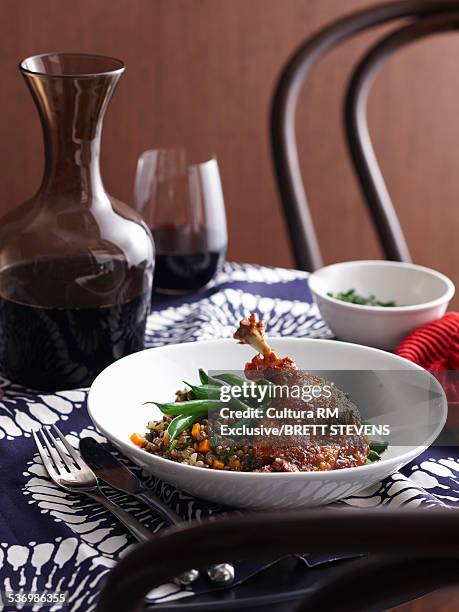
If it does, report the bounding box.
[395,313,459,413]
[395,312,459,371]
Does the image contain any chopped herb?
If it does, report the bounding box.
[327,289,396,307]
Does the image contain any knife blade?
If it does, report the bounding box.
[79,436,181,525]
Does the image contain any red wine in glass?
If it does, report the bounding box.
[152,224,226,293]
[135,149,228,294]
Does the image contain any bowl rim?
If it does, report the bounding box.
[87,337,447,480]
[308,260,455,313]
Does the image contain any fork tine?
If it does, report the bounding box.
[32,429,58,478]
[43,427,76,472]
[40,427,69,474]
[52,425,82,467]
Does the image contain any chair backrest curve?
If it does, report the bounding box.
[271,0,459,271]
[345,11,459,264]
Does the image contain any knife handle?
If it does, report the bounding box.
[85,489,153,543]
[136,490,183,525]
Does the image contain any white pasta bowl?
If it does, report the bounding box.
[87,338,447,510]
[308,260,455,351]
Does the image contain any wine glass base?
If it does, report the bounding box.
[152,276,219,295]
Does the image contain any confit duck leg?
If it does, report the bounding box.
[233,313,369,471]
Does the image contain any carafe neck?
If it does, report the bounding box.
[21,65,122,202]
[41,120,104,197]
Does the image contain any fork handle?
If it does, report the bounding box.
[137,490,183,525]
[85,490,153,543]
[86,490,200,586]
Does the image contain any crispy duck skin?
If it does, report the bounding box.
[234,313,369,472]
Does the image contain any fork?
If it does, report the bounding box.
[32,425,199,586]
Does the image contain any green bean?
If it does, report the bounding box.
[213,373,275,408]
[214,373,258,405]
[211,393,255,415]
[196,371,260,409]
[166,414,196,445]
[198,368,209,384]
[184,382,222,400]
[369,440,388,455]
[198,369,224,387]
[214,372,247,386]
[232,380,273,409]
[228,397,258,413]
[366,450,381,463]
[145,399,222,416]
[187,383,253,410]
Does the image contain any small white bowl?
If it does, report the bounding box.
[308,260,455,351]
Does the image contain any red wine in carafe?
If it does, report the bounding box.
[0,256,150,390]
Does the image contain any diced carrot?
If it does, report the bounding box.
[130,433,146,447]
[229,458,241,469]
[191,423,201,438]
[212,459,225,469]
[197,439,210,453]
[163,432,170,445]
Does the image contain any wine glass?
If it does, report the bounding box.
[134,148,227,294]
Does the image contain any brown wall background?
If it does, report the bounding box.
[2,0,459,304]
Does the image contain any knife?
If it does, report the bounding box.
[79,436,183,525]
[79,436,235,585]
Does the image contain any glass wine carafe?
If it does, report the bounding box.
[0,53,154,391]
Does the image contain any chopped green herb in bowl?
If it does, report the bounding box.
[327,289,397,307]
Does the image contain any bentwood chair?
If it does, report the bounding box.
[271,0,459,271]
[96,508,459,611]
[97,3,459,610]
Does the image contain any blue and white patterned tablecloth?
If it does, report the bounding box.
[0,262,458,611]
